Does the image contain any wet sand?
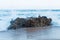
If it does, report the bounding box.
[0,26,60,40]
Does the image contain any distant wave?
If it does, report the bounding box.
[0,9,60,12]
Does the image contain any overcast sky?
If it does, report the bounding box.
[0,0,60,9]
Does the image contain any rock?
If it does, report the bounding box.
[8,17,27,30]
[24,19,36,27]
[8,15,52,30]
[46,18,52,25]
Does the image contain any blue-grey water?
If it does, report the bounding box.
[0,9,60,40]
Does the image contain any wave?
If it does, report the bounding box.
[0,9,60,12]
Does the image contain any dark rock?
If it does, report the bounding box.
[8,17,27,30]
[8,15,52,30]
[24,19,36,27]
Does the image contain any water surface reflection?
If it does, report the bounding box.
[0,26,60,40]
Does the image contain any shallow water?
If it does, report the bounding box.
[0,9,60,40]
[0,26,60,40]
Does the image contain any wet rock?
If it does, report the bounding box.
[24,19,36,27]
[8,15,52,30]
[8,17,27,30]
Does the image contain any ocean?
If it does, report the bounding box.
[0,9,60,40]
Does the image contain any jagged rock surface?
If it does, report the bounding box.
[8,15,52,30]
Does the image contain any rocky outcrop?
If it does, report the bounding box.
[8,15,52,30]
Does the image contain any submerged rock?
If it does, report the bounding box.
[8,15,52,30]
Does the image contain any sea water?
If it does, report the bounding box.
[0,9,60,40]
[0,9,60,31]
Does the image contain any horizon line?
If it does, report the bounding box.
[0,9,60,12]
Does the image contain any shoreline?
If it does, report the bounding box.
[0,26,52,32]
[0,25,60,32]
[0,26,60,40]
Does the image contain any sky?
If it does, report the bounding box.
[0,0,60,9]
